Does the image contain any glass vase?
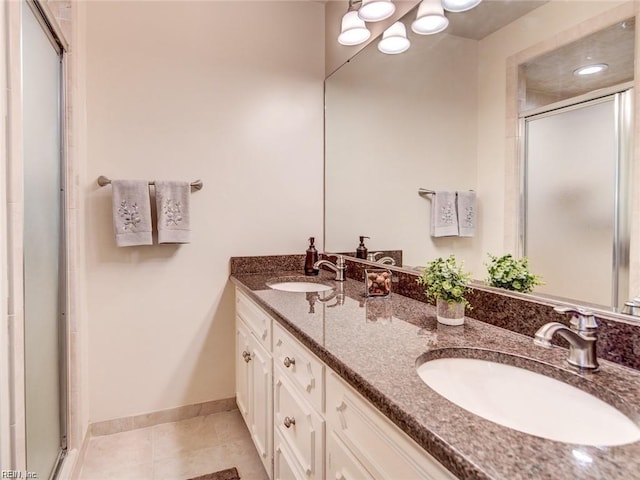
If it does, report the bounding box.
[436,298,465,326]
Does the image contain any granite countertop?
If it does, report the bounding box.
[230,270,640,480]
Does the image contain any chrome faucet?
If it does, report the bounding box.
[314,255,346,282]
[367,252,383,261]
[621,296,640,317]
[534,306,599,372]
[367,252,396,266]
[376,256,396,266]
[318,282,345,307]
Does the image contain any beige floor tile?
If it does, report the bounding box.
[79,460,154,480]
[79,409,266,480]
[223,439,269,480]
[205,409,251,443]
[152,444,232,480]
[82,427,153,472]
[152,415,220,461]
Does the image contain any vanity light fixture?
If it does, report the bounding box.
[441,0,482,13]
[358,0,396,23]
[338,0,372,46]
[378,22,410,54]
[411,0,449,35]
[573,63,609,76]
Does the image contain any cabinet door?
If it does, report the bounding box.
[327,430,374,480]
[274,431,304,480]
[236,318,252,421]
[249,335,273,477]
[273,369,324,479]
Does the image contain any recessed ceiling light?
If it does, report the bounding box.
[573,64,608,76]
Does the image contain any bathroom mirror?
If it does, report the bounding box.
[324,0,638,314]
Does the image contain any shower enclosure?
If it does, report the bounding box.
[21,1,67,477]
[523,90,632,310]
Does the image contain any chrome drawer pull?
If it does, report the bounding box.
[283,356,296,368]
[284,416,296,428]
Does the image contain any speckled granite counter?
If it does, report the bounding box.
[231,270,640,480]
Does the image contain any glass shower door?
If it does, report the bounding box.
[22,2,66,477]
[524,92,630,309]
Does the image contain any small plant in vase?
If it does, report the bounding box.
[486,253,542,294]
[417,255,471,326]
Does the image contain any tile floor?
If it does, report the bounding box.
[78,409,269,480]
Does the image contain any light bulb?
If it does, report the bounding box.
[358,0,396,22]
[338,11,371,46]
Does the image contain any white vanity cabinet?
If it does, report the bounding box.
[236,291,274,478]
[235,287,457,480]
[326,371,457,480]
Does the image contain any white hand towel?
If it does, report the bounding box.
[457,190,477,237]
[431,191,459,237]
[111,180,153,247]
[154,180,191,244]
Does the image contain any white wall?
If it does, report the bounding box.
[476,0,629,269]
[84,1,324,422]
[325,31,479,270]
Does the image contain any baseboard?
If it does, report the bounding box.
[89,397,237,437]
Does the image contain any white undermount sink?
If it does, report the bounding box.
[417,355,640,446]
[266,278,334,293]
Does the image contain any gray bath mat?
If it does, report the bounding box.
[187,467,240,480]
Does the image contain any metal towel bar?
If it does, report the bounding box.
[97,175,203,191]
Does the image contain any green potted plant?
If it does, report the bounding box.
[417,255,471,326]
[486,253,542,294]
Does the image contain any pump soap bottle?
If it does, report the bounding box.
[356,236,370,259]
[305,237,319,276]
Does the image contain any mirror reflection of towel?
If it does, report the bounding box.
[154,180,191,244]
[111,180,153,247]
[431,191,459,237]
[457,190,476,237]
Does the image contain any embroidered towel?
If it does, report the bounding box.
[154,180,191,244]
[111,180,153,247]
[431,191,459,237]
[457,190,477,237]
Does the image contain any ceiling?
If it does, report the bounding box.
[393,0,635,105]
[523,18,635,103]
[446,0,548,40]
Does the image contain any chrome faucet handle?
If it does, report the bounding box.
[335,254,346,268]
[554,306,598,332]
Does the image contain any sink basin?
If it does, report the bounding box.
[416,354,640,446]
[266,277,335,293]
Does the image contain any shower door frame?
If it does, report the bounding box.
[3,0,69,476]
[519,84,633,311]
[23,0,69,475]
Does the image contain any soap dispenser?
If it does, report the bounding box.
[356,236,370,259]
[305,237,319,276]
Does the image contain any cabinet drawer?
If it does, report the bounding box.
[236,289,272,349]
[273,322,324,412]
[274,369,325,480]
[326,371,457,480]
